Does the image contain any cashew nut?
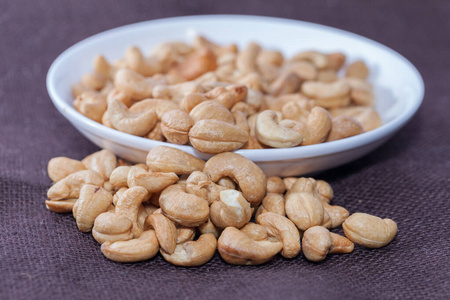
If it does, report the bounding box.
[145,212,177,254]
[301,107,332,146]
[82,149,117,180]
[74,91,107,123]
[210,190,252,229]
[189,100,234,124]
[45,199,77,213]
[161,109,194,145]
[146,146,205,175]
[47,170,104,200]
[185,171,227,204]
[129,99,179,120]
[114,68,167,100]
[326,116,364,142]
[107,99,157,136]
[266,177,286,194]
[47,157,87,182]
[255,110,303,148]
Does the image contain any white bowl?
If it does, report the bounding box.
[47,15,424,177]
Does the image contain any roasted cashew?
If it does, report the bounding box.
[74,91,107,123]
[255,110,303,148]
[255,193,285,218]
[301,79,351,108]
[127,168,178,194]
[285,192,327,231]
[47,157,87,182]
[210,190,252,229]
[256,212,301,258]
[240,222,269,241]
[129,99,179,120]
[266,177,286,194]
[92,212,133,244]
[218,227,282,265]
[290,50,328,69]
[146,146,205,175]
[161,109,194,145]
[107,99,157,136]
[185,171,227,204]
[145,212,177,254]
[47,170,104,201]
[160,233,217,267]
[301,107,332,146]
[326,116,364,142]
[170,48,217,81]
[152,81,205,103]
[203,152,267,206]
[236,42,261,75]
[101,230,159,263]
[82,149,117,180]
[45,199,77,213]
[198,218,222,239]
[124,46,162,77]
[114,68,167,100]
[345,60,369,80]
[189,100,234,124]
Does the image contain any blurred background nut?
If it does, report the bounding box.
[161,110,194,145]
[301,79,351,108]
[114,68,167,100]
[210,190,252,229]
[343,213,398,248]
[146,146,205,175]
[302,226,354,262]
[47,157,86,182]
[152,81,205,103]
[345,60,369,80]
[74,91,107,123]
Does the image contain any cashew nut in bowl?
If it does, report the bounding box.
[101,230,160,263]
[203,152,267,206]
[210,190,252,229]
[161,109,194,145]
[129,99,179,120]
[107,99,157,136]
[218,227,282,265]
[255,110,303,148]
[114,68,167,100]
[302,226,354,262]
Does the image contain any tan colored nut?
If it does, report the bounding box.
[112,187,128,206]
[315,180,334,203]
[283,177,297,191]
[326,52,346,71]
[106,88,133,108]
[129,99,179,120]
[240,222,269,241]
[101,230,159,263]
[161,233,217,267]
[198,218,222,239]
[241,135,265,150]
[301,107,332,146]
[176,227,196,244]
[282,61,317,81]
[237,72,270,93]
[218,227,282,265]
[281,98,315,124]
[160,110,194,145]
[45,199,77,213]
[74,91,107,123]
[146,146,205,175]
[146,122,166,141]
[159,184,209,227]
[245,89,263,114]
[152,82,205,103]
[256,212,301,259]
[92,212,133,244]
[231,102,251,115]
[317,69,338,82]
[256,193,285,218]
[270,72,301,96]
[170,48,217,81]
[193,35,237,56]
[47,157,87,182]
[114,186,149,238]
[225,85,248,104]
[203,152,267,206]
[236,42,261,75]
[107,99,157,136]
[144,212,177,254]
[346,60,369,80]
[81,72,107,91]
[326,116,364,142]
[93,55,113,80]
[189,119,249,153]
[72,184,113,232]
[266,177,286,194]
[217,177,236,190]
[185,171,227,204]
[189,100,234,124]
[210,190,252,229]
[290,50,328,69]
[109,166,131,189]
[343,213,398,248]
[302,226,354,262]
[82,149,117,180]
[114,68,167,100]
[47,170,104,200]
[72,82,93,98]
[257,50,284,67]
[127,169,178,194]
[205,86,237,109]
[345,78,375,106]
[143,202,159,215]
[124,46,161,77]
[330,106,382,131]
[256,110,303,148]
[301,80,351,108]
[137,205,149,229]
[285,192,326,231]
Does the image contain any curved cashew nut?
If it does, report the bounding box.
[82,149,117,180]
[159,184,209,227]
[114,186,149,238]
[300,107,332,145]
[127,167,179,194]
[129,99,179,120]
[326,116,364,142]
[47,170,104,200]
[256,212,301,259]
[290,50,328,69]
[145,212,177,254]
[203,152,267,206]
[301,79,351,108]
[73,184,113,232]
[47,157,87,182]
[107,99,157,136]
[124,46,162,77]
[114,68,167,100]
[256,110,303,148]
[45,199,77,213]
[342,213,398,248]
[161,109,194,145]
[74,91,107,123]
[160,233,217,267]
[176,226,196,244]
[255,193,285,218]
[302,226,354,262]
[185,171,227,204]
[240,222,269,241]
[92,212,133,244]
[152,81,205,103]
[101,230,160,263]
[146,146,205,175]
[217,227,282,265]
[210,190,252,229]
[189,100,235,124]
[285,192,327,231]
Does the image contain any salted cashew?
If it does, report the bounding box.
[329,106,382,131]
[152,81,205,103]
[255,110,303,148]
[129,98,179,120]
[343,213,398,248]
[180,86,237,112]
[255,193,285,218]
[169,48,217,81]
[160,233,217,267]
[92,212,133,244]
[47,170,104,200]
[127,168,178,194]
[159,184,209,227]
[326,116,364,142]
[144,212,177,254]
[101,230,159,263]
[82,149,117,180]
[346,60,369,80]
[281,98,315,124]
[302,226,354,262]
[114,68,167,100]
[161,109,194,145]
[124,46,162,77]
[283,177,297,191]
[210,190,252,229]
[146,146,205,175]
[266,177,286,194]
[189,100,234,124]
[290,50,328,69]
[240,222,269,241]
[47,157,87,182]
[285,192,328,231]
[45,199,77,213]
[74,91,107,123]
[218,227,282,265]
[72,184,113,232]
[198,218,221,239]
[185,171,227,204]
[236,42,261,75]
[109,166,131,189]
[189,119,249,153]
[232,110,250,133]
[326,52,346,71]
[176,226,196,244]
[270,72,301,96]
[107,99,157,136]
[301,107,332,146]
[203,152,267,206]
[217,177,236,190]
[146,122,166,141]
[256,212,301,259]
[301,79,351,108]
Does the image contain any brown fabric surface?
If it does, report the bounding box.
[1,0,449,299]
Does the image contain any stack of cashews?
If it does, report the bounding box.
[73,36,382,154]
[46,146,397,266]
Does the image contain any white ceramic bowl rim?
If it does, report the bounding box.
[47,14,424,162]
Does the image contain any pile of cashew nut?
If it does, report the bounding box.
[46,146,397,265]
[73,36,382,154]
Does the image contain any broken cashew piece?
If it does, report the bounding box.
[210,190,252,229]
